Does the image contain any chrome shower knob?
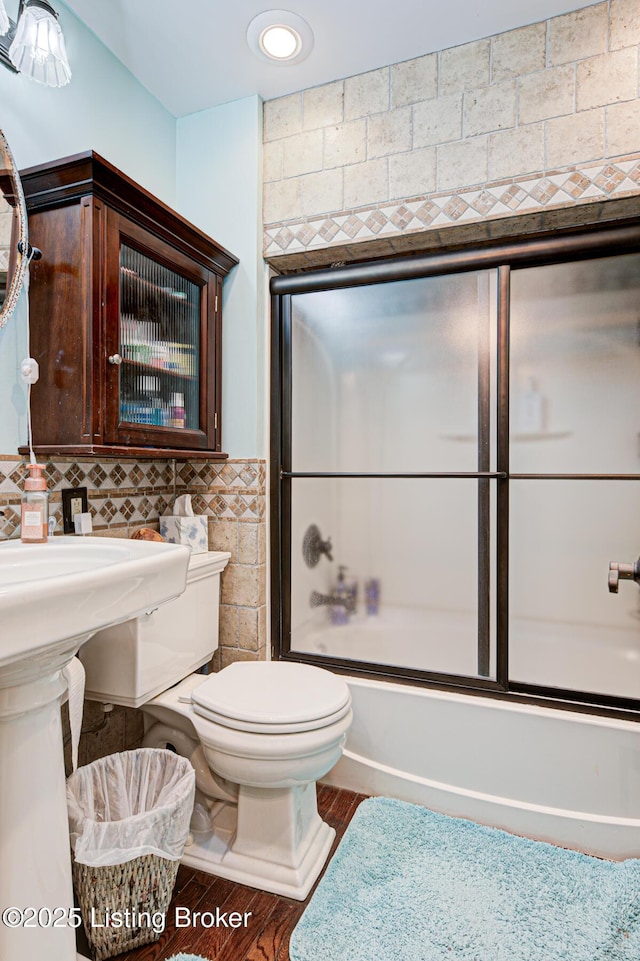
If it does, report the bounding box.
[608,559,640,593]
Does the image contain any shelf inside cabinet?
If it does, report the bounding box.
[120,266,198,310]
[120,358,196,381]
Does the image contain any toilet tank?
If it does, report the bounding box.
[80,550,230,708]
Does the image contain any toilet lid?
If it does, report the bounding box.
[191,662,351,733]
[193,700,352,734]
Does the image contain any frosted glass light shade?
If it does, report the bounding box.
[0,0,10,38]
[9,0,71,87]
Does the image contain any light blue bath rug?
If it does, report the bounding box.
[166,955,210,961]
[290,796,640,961]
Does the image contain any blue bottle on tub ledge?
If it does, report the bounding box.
[329,564,358,626]
[365,578,380,616]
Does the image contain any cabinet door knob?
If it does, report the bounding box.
[108,353,123,366]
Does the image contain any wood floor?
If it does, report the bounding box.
[105,785,366,961]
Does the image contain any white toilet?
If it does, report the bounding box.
[79,550,352,900]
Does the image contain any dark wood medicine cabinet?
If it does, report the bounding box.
[20,151,238,460]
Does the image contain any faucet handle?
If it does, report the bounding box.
[608,559,640,593]
[321,537,333,562]
[303,525,333,567]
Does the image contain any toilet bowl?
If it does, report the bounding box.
[80,550,352,900]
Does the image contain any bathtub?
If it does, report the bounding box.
[304,615,640,860]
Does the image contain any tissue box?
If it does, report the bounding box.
[160,515,208,553]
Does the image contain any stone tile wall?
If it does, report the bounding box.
[0,454,267,769]
[263,0,640,266]
[176,460,268,670]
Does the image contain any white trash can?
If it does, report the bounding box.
[67,748,195,960]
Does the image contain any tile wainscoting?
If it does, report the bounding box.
[0,454,267,769]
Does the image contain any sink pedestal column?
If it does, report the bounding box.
[0,536,190,961]
[0,645,86,961]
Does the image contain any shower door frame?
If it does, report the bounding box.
[270,218,640,719]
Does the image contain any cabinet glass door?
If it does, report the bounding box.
[119,243,201,431]
[104,204,219,452]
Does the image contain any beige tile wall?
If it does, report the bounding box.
[263,0,640,265]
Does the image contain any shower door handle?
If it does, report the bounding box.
[608,559,640,593]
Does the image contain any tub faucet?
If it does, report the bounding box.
[310,590,356,615]
[608,558,640,593]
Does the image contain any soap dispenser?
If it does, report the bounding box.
[21,463,49,543]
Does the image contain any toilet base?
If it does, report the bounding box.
[182,792,336,900]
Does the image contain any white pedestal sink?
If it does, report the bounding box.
[0,536,189,961]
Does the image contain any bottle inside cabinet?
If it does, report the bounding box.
[119,244,200,430]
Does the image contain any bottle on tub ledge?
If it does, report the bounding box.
[331,565,358,625]
[365,577,380,616]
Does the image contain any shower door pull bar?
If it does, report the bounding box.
[281,471,507,479]
[511,473,640,480]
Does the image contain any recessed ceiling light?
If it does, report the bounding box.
[247,10,313,65]
[261,24,300,60]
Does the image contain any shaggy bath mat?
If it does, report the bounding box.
[290,797,640,961]
[166,955,211,961]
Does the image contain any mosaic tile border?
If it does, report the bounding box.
[264,156,640,257]
[0,457,176,495]
[177,460,266,493]
[0,456,267,537]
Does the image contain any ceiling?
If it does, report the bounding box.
[63,0,601,118]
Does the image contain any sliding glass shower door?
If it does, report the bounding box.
[508,252,640,701]
[285,270,500,683]
[271,222,640,714]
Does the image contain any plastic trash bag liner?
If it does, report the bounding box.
[67,748,195,867]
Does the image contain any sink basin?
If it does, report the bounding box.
[0,536,190,673]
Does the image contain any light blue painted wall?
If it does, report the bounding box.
[0,0,177,454]
[176,97,265,459]
[0,8,265,460]
[0,0,176,200]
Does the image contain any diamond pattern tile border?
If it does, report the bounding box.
[264,156,640,257]
[0,456,266,534]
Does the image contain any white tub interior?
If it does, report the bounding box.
[298,608,640,700]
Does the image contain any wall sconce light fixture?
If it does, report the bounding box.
[0,0,71,87]
[0,2,9,38]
